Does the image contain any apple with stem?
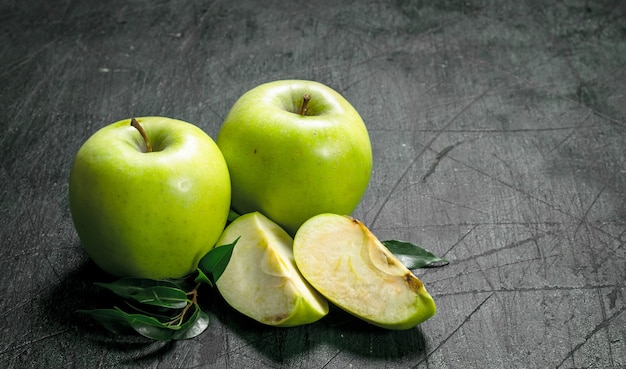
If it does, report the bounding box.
[213,211,329,327]
[69,117,231,280]
[293,213,437,330]
[216,80,372,235]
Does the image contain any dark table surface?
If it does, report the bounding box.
[1,0,625,368]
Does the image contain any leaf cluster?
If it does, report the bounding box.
[78,239,238,341]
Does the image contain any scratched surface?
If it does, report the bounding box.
[1,0,625,368]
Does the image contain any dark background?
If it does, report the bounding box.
[1,0,625,368]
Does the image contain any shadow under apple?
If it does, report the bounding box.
[42,258,429,365]
[210,298,429,364]
[40,259,176,362]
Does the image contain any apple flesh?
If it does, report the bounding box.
[214,212,329,327]
[293,214,436,330]
[69,117,231,280]
[216,79,372,235]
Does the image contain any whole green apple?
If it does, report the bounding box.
[69,117,231,280]
[216,80,372,235]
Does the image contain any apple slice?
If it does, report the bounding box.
[213,212,329,327]
[293,214,436,330]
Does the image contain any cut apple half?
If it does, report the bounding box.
[293,214,436,330]
[214,212,329,327]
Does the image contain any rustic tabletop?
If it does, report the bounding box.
[1,0,625,368]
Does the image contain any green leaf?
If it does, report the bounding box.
[77,308,131,335]
[79,303,211,341]
[194,268,213,287]
[171,304,210,340]
[382,240,449,269]
[197,237,239,285]
[79,307,176,340]
[94,278,189,309]
[122,301,179,321]
[115,307,179,341]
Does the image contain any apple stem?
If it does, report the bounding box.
[130,118,153,153]
[300,94,311,116]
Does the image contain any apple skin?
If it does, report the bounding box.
[69,117,231,280]
[216,80,372,235]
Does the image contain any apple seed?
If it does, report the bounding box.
[404,273,424,292]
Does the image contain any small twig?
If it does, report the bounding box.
[168,282,202,327]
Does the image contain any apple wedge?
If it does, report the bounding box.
[293,214,436,330]
[213,212,329,327]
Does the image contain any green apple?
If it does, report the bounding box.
[213,211,329,327]
[293,214,436,330]
[216,79,372,235]
[68,116,231,280]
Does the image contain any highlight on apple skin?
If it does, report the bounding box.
[216,79,373,235]
[293,213,437,330]
[68,116,231,280]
